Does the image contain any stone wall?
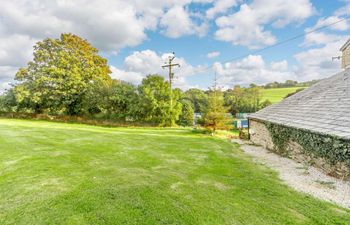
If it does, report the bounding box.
[249,119,349,179]
[249,119,274,149]
[342,43,350,69]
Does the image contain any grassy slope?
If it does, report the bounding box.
[261,87,306,103]
[0,119,349,225]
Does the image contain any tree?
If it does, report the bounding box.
[105,80,138,120]
[249,83,258,88]
[138,75,182,126]
[178,100,194,126]
[0,89,17,112]
[224,85,244,115]
[202,90,230,133]
[183,88,208,113]
[246,86,262,112]
[14,33,112,115]
[224,85,262,114]
[82,79,139,120]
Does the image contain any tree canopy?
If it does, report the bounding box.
[0,33,281,128]
[138,75,182,126]
[224,85,267,114]
[14,33,112,115]
[183,88,208,113]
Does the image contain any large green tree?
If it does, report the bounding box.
[137,75,182,126]
[14,33,112,115]
[183,88,208,113]
[105,80,138,120]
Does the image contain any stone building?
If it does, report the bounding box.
[248,40,350,178]
[341,39,350,69]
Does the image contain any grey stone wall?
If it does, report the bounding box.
[249,119,349,179]
[249,119,274,149]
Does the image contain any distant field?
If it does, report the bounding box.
[261,87,307,103]
[1,119,349,224]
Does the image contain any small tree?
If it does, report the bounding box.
[178,100,194,126]
[202,90,230,134]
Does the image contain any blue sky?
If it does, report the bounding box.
[0,0,349,91]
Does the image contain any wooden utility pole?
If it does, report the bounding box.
[162,52,180,126]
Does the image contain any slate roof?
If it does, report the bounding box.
[249,68,350,139]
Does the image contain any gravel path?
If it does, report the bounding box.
[234,139,350,209]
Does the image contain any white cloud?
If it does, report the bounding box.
[215,4,276,49]
[0,1,148,52]
[0,66,18,93]
[160,6,208,38]
[206,0,238,19]
[215,0,314,49]
[124,50,163,74]
[0,0,347,93]
[335,1,350,17]
[213,55,296,88]
[307,16,350,32]
[294,38,347,81]
[206,51,220,58]
[214,35,347,88]
[302,32,341,47]
[297,6,349,80]
[271,60,288,71]
[110,66,144,84]
[0,0,213,91]
[0,35,36,67]
[0,0,212,58]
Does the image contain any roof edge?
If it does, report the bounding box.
[340,38,350,51]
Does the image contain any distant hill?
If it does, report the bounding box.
[261,87,307,103]
[258,79,319,104]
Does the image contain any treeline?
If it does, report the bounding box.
[0,33,270,127]
[182,86,271,115]
[261,79,318,89]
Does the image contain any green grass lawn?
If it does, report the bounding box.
[261,87,306,103]
[0,119,349,225]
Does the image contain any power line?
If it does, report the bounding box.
[188,17,349,77]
